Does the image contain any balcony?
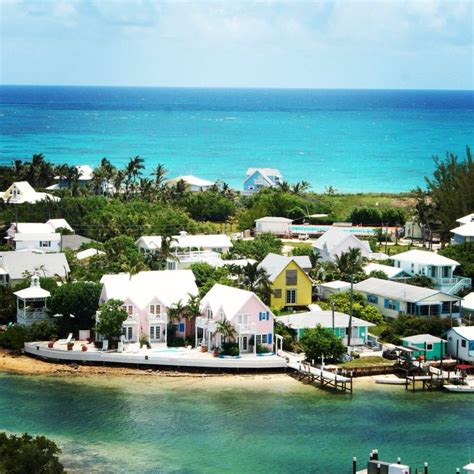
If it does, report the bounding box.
[17,309,48,324]
[148,313,167,324]
[196,317,217,332]
[237,323,256,334]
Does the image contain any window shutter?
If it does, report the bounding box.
[266,311,270,320]
[179,323,184,332]
[384,299,389,309]
[268,333,273,344]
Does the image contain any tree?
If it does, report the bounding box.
[424,147,474,243]
[49,282,102,336]
[95,299,128,344]
[324,291,384,325]
[367,270,389,280]
[151,163,168,189]
[406,274,434,289]
[334,248,364,281]
[229,233,283,261]
[240,262,272,304]
[300,325,345,362]
[0,432,65,474]
[215,317,237,345]
[439,242,474,281]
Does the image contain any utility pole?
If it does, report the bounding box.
[347,274,354,353]
[331,300,335,333]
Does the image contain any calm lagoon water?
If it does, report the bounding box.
[0,373,473,473]
[1,86,473,192]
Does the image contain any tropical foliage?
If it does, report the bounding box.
[300,325,346,362]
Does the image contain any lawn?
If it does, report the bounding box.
[340,356,394,368]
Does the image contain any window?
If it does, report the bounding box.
[123,305,134,317]
[40,241,51,248]
[286,270,297,286]
[178,323,185,332]
[237,314,249,325]
[273,289,282,298]
[121,326,133,340]
[206,308,213,319]
[462,340,467,348]
[384,299,398,311]
[367,295,378,304]
[286,289,296,305]
[426,344,433,350]
[443,266,450,278]
[149,304,161,315]
[167,260,176,270]
[258,311,270,321]
[219,311,225,320]
[150,325,161,341]
[256,334,269,344]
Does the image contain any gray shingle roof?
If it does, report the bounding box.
[278,310,374,330]
[0,251,70,280]
[258,253,311,282]
[61,234,93,251]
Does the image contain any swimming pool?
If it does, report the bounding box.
[152,348,186,353]
[291,225,377,235]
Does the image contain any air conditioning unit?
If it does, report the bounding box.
[388,464,410,474]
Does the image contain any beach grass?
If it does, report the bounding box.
[340,356,394,368]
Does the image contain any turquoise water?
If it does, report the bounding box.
[1,373,472,473]
[291,225,377,235]
[1,86,473,192]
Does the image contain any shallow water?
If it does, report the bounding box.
[0,373,472,473]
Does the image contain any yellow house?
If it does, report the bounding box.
[258,253,313,309]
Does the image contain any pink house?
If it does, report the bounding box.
[99,270,198,343]
[196,284,274,354]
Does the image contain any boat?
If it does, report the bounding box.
[374,376,406,385]
[444,384,474,393]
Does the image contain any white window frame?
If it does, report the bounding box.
[40,241,51,248]
[149,324,161,341]
[286,289,296,305]
[149,304,161,315]
[122,326,133,341]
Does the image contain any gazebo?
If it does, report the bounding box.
[14,274,51,326]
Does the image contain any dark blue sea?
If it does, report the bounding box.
[1,86,473,192]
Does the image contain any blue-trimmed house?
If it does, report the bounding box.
[243,168,282,193]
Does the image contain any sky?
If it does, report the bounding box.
[1,0,473,89]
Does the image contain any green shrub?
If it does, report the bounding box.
[0,325,29,350]
[222,342,240,356]
[256,343,270,354]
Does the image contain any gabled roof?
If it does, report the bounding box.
[391,249,459,266]
[100,270,198,309]
[449,326,474,340]
[255,216,293,223]
[258,253,311,282]
[15,223,55,234]
[312,227,371,254]
[200,283,269,318]
[46,219,73,232]
[54,164,93,181]
[451,222,474,237]
[13,233,61,242]
[0,251,70,280]
[0,181,60,204]
[319,280,351,289]
[456,213,474,225]
[136,236,162,250]
[364,263,408,279]
[167,175,214,187]
[246,168,282,178]
[278,310,374,330]
[462,292,474,311]
[76,248,105,260]
[61,234,93,251]
[354,278,461,303]
[136,233,232,250]
[401,334,445,344]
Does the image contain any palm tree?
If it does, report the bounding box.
[277,181,291,193]
[184,293,201,342]
[168,300,187,340]
[151,163,168,190]
[325,185,337,195]
[55,164,69,189]
[124,156,145,193]
[291,180,311,195]
[113,170,125,194]
[240,263,272,304]
[334,248,363,281]
[215,317,237,347]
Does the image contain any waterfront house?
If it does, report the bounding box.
[14,274,51,326]
[47,165,94,190]
[243,168,282,193]
[401,334,447,361]
[166,175,214,192]
[0,251,70,287]
[196,284,274,354]
[0,181,60,204]
[363,263,411,281]
[258,253,312,308]
[317,280,351,300]
[446,326,474,363]
[255,216,293,236]
[390,249,471,294]
[450,213,474,244]
[278,310,374,346]
[354,277,461,319]
[312,227,371,262]
[99,270,198,343]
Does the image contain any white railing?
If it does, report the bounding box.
[237,323,256,333]
[148,312,167,323]
[196,317,217,332]
[17,309,47,321]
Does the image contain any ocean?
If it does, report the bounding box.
[1,86,473,192]
[1,373,473,473]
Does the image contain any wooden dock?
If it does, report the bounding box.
[405,362,461,391]
[287,362,353,393]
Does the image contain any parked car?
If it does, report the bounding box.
[382,349,398,360]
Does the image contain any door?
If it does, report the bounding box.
[241,336,249,352]
[122,326,133,341]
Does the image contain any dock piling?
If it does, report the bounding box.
[352,457,357,474]
[424,462,428,474]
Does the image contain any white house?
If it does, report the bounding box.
[0,251,70,287]
[99,270,198,343]
[76,248,105,261]
[46,165,94,190]
[7,219,73,243]
[354,277,461,319]
[446,326,474,363]
[390,249,471,294]
[451,211,474,245]
[462,292,474,316]
[14,233,61,253]
[243,168,283,193]
[312,227,371,262]
[255,217,293,236]
[363,263,411,280]
[166,175,214,192]
[0,181,60,204]
[196,284,274,354]
[317,280,351,300]
[278,310,374,346]
[14,274,51,326]
[136,231,233,257]
[404,220,424,240]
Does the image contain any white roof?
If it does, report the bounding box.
[216,258,256,268]
[167,175,214,187]
[456,213,474,224]
[255,216,293,223]
[200,283,269,318]
[354,278,461,303]
[13,233,61,242]
[54,164,93,181]
[320,280,351,289]
[136,233,232,251]
[14,286,51,299]
[46,219,73,232]
[246,168,282,178]
[391,249,459,266]
[401,334,445,344]
[451,222,474,237]
[449,326,474,340]
[462,292,474,311]
[136,236,162,250]
[364,263,407,279]
[100,270,198,309]
[0,181,60,204]
[76,248,105,260]
[278,310,374,330]
[0,251,70,280]
[312,227,371,256]
[258,253,311,282]
[15,223,55,234]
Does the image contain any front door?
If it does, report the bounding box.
[241,336,249,352]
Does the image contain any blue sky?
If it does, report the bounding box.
[1,0,473,89]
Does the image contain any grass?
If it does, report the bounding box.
[340,356,394,368]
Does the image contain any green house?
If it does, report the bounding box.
[401,334,447,361]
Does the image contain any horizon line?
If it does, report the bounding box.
[1,83,473,93]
